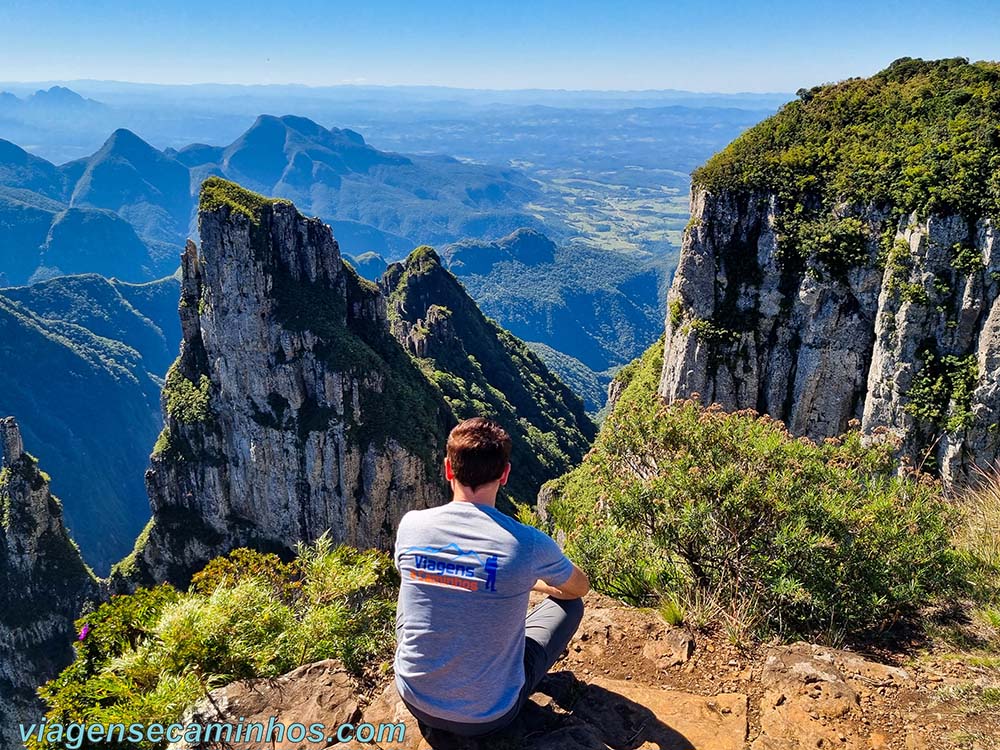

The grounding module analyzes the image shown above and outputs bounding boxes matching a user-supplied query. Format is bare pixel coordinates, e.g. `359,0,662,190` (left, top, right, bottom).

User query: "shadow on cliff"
416,672,695,750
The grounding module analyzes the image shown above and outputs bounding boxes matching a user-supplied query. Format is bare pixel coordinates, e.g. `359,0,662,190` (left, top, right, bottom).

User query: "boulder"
641,627,696,668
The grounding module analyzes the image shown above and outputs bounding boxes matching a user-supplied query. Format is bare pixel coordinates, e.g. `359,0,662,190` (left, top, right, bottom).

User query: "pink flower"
78,624,90,641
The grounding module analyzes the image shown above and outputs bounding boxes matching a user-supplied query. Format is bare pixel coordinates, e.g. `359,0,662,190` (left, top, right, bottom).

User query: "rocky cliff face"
661,188,1000,478
0,417,99,750
659,59,1000,479
114,178,453,589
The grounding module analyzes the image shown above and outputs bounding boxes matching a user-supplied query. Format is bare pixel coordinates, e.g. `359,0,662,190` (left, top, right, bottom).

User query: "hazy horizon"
0,78,793,96
2,0,998,92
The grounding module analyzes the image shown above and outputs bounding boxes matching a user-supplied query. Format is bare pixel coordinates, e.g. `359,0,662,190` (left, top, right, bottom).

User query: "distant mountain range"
0,114,561,287
178,114,551,253
0,81,783,164
0,83,777,261
0,85,106,116
0,80,790,108
0,108,677,570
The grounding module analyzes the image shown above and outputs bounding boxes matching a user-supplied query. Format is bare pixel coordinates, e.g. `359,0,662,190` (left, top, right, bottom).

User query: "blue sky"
1,0,998,92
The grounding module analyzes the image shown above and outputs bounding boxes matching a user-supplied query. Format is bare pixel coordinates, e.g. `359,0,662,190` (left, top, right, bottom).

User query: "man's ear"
444,457,455,481
499,462,511,486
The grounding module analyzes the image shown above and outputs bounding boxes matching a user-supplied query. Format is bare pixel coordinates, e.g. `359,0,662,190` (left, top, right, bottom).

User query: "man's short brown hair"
446,418,512,490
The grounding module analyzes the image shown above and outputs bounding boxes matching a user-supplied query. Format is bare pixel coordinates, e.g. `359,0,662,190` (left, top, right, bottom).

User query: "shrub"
546,343,964,640
34,537,398,749
190,547,301,600
162,364,212,424
798,215,870,279
904,350,979,432
952,241,985,276
668,298,684,328
689,317,740,343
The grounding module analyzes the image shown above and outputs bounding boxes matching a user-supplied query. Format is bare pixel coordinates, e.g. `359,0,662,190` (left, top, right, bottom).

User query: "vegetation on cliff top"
689,57,1000,293
544,339,978,641
695,57,1000,222
34,538,397,748
198,176,291,223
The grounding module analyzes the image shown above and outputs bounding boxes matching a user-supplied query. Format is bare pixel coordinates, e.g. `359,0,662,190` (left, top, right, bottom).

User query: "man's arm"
533,564,590,600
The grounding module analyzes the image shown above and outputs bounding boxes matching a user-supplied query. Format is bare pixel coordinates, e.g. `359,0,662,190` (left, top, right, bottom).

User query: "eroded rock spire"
1,416,24,464
0,418,99,750
113,179,452,590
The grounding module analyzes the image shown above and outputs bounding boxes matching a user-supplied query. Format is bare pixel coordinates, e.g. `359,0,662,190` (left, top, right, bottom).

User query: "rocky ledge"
172,593,997,750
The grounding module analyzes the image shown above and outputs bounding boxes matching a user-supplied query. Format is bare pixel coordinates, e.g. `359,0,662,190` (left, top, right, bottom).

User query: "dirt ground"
549,592,1000,750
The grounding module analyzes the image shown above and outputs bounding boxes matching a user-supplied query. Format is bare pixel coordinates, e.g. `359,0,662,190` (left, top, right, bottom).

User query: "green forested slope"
442,229,666,411
0,274,180,572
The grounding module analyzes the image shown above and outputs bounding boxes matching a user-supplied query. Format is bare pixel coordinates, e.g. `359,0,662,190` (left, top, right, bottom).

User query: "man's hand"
533,565,590,600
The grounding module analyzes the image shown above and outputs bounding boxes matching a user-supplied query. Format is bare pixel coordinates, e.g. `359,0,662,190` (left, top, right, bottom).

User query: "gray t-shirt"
393,501,575,723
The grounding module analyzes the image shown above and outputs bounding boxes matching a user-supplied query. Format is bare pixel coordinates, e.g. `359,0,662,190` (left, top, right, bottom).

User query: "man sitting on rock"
394,417,590,740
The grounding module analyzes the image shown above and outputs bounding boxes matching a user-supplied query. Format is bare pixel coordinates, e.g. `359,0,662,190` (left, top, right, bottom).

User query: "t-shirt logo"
401,543,500,593
484,555,498,592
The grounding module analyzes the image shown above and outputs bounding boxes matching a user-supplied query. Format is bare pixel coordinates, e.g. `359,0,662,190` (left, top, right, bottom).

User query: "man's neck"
450,482,499,507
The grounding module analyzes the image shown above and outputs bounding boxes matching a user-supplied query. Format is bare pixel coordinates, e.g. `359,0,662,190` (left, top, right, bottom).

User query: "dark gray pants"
403,596,585,739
